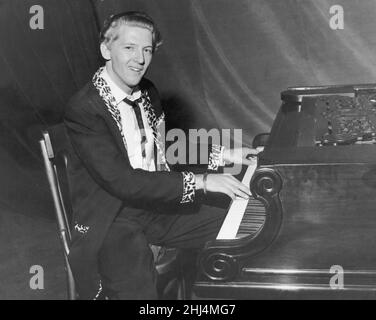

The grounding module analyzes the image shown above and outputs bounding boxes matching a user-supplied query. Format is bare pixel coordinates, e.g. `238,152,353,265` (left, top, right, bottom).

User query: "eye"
124,46,134,51
144,48,153,54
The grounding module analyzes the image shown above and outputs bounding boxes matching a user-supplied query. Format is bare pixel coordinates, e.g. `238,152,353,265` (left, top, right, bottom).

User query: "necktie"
123,97,147,158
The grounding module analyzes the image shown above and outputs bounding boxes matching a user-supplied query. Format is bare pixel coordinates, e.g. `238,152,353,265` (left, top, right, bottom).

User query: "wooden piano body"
194,84,376,299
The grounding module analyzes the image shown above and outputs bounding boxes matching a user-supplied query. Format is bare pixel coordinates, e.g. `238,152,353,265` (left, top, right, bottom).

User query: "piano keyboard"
236,197,266,238
216,159,266,240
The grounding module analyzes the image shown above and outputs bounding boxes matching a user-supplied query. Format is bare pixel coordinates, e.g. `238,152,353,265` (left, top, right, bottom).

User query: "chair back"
39,128,76,300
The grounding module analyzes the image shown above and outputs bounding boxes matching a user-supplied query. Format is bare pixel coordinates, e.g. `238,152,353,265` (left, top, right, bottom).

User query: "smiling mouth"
129,67,143,72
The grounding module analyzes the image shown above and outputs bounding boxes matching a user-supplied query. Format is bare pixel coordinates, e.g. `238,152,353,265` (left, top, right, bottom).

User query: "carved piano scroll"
199,168,283,282
200,253,239,282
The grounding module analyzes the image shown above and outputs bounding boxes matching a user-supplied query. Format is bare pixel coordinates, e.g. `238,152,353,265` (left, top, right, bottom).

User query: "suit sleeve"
64,101,195,206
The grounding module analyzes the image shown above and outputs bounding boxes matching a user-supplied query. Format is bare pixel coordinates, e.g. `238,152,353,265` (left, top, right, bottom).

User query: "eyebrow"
122,42,153,48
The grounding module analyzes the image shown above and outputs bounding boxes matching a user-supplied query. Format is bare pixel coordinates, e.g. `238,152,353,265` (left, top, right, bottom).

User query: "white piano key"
216,160,258,240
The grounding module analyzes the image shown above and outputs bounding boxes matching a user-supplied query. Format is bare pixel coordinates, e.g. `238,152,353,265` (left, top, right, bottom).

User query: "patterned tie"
123,97,147,158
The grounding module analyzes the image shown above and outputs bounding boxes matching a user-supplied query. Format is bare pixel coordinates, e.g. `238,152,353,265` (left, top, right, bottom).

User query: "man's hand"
196,173,250,200
223,147,261,166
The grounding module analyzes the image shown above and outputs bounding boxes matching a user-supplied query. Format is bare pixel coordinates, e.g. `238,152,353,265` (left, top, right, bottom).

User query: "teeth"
130,67,142,72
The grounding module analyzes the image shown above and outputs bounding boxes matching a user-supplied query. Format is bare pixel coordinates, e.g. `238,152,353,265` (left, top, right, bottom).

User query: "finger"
241,158,254,166
222,186,236,200
225,174,241,182
222,174,241,186
225,178,251,197
222,173,233,177
234,187,249,200
226,176,250,191
245,154,258,160
237,182,251,196
243,147,260,155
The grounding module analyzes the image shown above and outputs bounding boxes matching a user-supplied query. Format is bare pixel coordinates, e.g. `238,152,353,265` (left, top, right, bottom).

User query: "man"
64,11,259,299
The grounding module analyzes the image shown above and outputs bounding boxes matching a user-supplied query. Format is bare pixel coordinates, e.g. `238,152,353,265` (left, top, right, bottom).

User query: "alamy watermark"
29,5,44,30
160,125,245,175
329,5,344,30
29,265,44,290
329,265,344,289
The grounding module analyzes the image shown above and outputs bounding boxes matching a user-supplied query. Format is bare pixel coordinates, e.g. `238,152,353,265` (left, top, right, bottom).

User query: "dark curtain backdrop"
0,0,100,219
2,0,376,219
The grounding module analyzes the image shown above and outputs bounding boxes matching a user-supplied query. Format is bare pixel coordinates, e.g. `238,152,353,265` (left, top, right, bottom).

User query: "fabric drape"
2,0,376,218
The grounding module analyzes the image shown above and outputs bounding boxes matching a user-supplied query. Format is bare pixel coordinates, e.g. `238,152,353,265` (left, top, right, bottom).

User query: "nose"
133,48,145,65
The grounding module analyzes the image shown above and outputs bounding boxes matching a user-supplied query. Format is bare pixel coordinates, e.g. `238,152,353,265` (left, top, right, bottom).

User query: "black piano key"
236,197,266,239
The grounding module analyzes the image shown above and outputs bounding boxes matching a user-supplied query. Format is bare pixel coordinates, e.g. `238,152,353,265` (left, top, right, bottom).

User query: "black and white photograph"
1,0,376,304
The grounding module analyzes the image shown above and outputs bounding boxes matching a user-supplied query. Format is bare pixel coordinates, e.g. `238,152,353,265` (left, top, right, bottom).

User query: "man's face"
101,24,153,94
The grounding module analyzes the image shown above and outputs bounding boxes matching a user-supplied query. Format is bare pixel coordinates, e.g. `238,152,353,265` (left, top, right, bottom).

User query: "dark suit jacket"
64,78,189,299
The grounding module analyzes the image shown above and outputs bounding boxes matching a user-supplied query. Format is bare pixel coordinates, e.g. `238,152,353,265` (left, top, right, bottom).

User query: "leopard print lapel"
92,67,169,171
92,67,128,151
140,91,170,171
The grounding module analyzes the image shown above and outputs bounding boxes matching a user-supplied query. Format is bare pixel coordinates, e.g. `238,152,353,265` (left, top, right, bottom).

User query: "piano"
194,84,376,299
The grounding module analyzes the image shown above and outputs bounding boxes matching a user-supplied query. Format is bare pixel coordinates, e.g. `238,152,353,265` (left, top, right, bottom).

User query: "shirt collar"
101,67,141,105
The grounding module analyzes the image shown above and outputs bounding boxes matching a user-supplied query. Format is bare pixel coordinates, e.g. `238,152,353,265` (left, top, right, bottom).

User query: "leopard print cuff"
208,144,225,171
181,171,195,203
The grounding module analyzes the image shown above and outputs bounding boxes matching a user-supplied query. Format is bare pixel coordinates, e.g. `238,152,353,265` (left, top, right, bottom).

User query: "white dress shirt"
101,68,155,171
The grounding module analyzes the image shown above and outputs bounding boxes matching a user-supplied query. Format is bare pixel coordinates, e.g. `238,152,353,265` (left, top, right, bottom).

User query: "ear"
100,42,111,60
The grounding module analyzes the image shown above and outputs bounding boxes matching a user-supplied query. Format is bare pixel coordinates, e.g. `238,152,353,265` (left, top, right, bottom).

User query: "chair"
40,128,189,300
39,130,76,300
